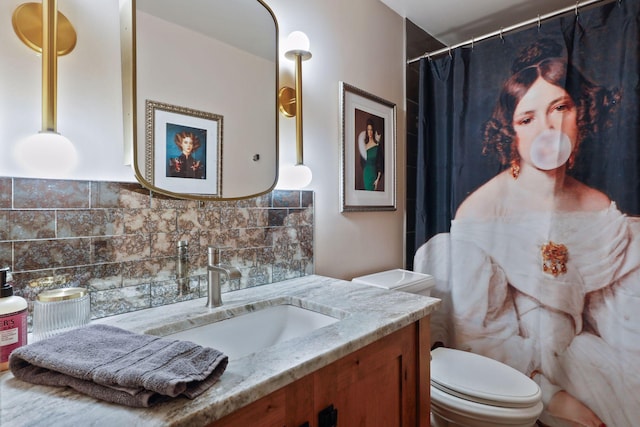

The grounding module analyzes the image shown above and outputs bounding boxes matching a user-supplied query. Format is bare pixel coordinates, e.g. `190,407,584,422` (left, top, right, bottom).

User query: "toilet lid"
430,347,541,408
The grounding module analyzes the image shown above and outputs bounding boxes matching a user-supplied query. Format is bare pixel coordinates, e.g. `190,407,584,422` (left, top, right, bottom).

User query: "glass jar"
33,288,90,341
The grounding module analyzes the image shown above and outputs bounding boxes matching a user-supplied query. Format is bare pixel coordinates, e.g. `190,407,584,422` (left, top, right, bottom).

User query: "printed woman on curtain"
416,39,640,427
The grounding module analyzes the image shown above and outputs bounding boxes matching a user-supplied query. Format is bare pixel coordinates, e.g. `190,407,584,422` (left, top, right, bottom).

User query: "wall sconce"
12,0,78,177
277,31,313,189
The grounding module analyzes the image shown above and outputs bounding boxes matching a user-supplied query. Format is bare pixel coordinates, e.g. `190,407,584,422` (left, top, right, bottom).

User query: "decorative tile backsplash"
0,177,313,327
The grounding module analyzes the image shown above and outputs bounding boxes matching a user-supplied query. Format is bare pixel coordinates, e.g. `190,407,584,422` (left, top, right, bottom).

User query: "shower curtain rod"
407,0,616,64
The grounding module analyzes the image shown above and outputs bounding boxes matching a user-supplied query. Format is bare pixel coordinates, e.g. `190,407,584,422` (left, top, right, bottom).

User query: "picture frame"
145,100,223,196
339,82,396,212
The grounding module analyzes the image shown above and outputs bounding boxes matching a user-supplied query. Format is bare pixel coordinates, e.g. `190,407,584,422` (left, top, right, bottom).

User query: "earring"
567,153,576,170
510,159,520,179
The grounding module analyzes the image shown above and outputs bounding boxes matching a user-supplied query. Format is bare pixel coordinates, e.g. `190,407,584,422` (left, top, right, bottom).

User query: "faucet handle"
207,246,233,265
207,246,218,265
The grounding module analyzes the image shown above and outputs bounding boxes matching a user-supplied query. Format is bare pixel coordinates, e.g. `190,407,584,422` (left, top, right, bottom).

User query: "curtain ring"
471,37,474,50
448,46,452,58
537,14,541,30
575,1,579,16
500,28,504,42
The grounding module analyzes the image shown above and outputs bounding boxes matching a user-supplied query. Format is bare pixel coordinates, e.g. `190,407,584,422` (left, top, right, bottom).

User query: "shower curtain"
413,1,640,426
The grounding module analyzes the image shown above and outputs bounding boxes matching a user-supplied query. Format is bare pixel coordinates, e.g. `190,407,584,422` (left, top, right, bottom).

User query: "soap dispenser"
0,268,28,371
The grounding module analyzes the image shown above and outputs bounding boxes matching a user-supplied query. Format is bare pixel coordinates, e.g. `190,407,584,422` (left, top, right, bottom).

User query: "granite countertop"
0,275,440,427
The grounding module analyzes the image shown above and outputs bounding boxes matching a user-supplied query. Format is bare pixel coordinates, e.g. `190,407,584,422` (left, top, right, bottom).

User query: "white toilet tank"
352,269,435,296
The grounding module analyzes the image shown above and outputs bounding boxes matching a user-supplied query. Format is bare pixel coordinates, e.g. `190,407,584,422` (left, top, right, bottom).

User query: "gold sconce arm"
42,0,57,132
13,1,77,133
278,32,312,167
276,31,313,189
11,0,79,177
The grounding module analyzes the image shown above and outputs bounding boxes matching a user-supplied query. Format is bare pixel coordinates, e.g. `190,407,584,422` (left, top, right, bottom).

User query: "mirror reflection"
122,0,279,200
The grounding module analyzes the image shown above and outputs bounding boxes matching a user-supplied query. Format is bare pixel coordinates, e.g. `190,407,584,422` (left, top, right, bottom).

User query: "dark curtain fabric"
414,0,640,250
412,1,640,425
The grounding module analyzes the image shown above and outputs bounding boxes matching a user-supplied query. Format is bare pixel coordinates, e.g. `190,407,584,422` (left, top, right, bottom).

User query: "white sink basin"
161,304,340,359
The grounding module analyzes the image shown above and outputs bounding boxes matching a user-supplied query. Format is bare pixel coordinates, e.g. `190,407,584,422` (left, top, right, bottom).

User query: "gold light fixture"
278,31,313,189
12,0,78,177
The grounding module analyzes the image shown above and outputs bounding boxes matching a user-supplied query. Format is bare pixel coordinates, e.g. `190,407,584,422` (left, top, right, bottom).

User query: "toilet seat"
430,348,543,426
431,347,541,407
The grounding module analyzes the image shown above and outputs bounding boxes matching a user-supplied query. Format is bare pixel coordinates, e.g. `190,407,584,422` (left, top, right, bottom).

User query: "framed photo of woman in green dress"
340,82,396,212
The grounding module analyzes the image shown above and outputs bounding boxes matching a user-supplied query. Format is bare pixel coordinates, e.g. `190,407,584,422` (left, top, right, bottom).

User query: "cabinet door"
210,320,430,427
210,387,286,427
314,323,418,427
210,375,314,427
285,375,315,426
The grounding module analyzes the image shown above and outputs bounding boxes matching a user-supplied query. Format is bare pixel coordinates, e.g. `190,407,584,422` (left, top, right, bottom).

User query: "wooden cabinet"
211,316,431,427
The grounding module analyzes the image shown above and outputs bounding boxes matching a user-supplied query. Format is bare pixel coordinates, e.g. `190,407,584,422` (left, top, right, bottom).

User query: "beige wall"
269,0,406,279
0,0,406,281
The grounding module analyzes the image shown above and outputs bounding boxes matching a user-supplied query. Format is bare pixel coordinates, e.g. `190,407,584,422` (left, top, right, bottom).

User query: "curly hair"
482,39,620,166
174,131,201,152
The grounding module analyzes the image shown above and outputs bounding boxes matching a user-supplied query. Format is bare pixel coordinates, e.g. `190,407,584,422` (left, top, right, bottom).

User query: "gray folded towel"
9,324,228,407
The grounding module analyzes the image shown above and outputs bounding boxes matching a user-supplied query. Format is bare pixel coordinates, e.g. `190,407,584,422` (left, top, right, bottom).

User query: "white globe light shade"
285,31,310,53
277,164,313,189
13,132,78,178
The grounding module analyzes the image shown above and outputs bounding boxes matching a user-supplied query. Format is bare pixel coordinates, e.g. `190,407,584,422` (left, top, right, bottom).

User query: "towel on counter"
9,324,228,408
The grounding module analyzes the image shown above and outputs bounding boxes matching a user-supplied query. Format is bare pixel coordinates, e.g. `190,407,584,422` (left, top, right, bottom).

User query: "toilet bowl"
430,347,543,427
352,269,543,427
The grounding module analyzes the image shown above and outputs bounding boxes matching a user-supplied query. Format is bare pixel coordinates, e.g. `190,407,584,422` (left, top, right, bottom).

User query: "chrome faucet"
206,246,241,308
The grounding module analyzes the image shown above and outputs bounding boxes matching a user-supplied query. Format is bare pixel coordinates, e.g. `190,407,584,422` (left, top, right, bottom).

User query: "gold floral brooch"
541,241,569,277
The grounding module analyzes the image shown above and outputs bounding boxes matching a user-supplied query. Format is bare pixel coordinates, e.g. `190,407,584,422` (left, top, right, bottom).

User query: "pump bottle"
0,268,28,371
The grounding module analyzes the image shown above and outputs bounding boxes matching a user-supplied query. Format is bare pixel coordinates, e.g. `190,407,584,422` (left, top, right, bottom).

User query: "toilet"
352,269,543,427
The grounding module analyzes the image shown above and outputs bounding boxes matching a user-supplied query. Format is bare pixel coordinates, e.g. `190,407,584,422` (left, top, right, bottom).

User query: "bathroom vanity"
0,275,439,427
212,319,427,427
